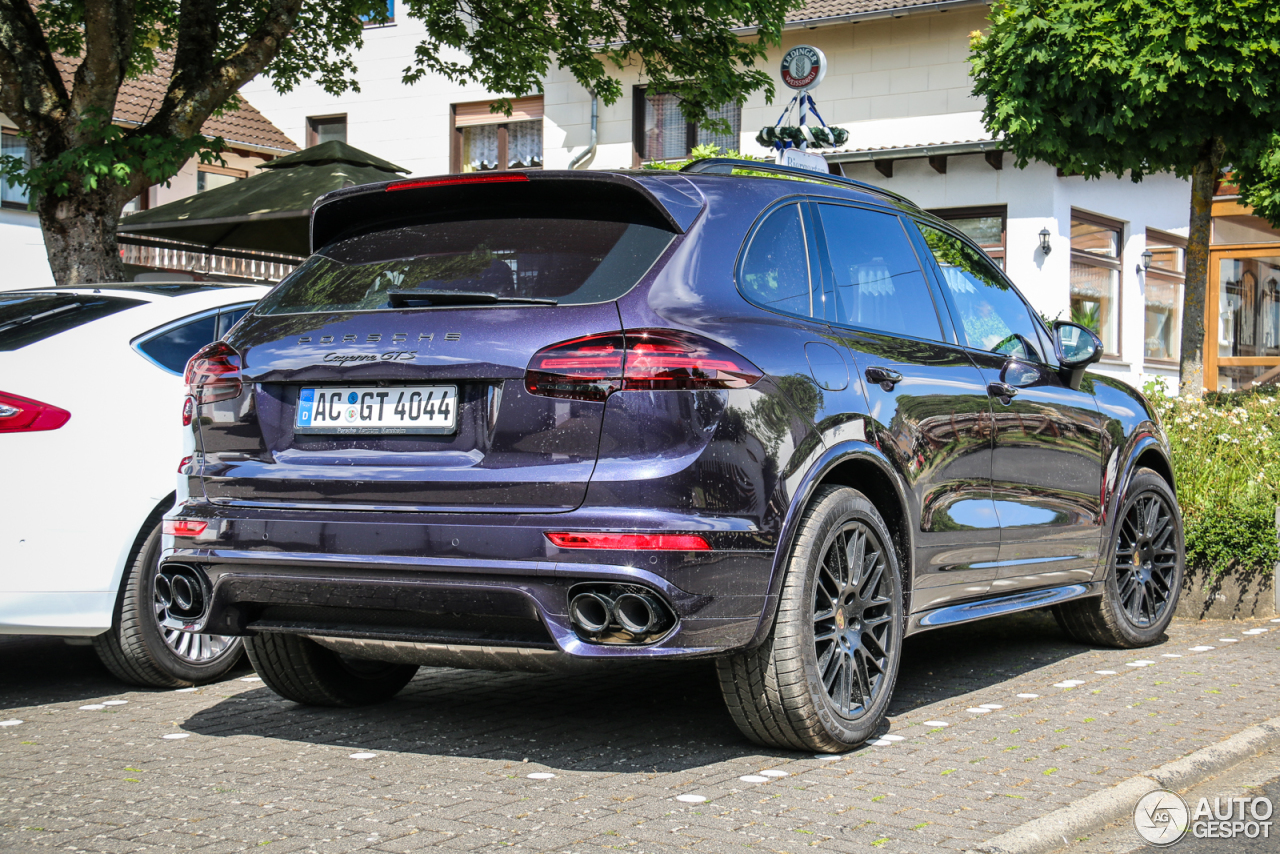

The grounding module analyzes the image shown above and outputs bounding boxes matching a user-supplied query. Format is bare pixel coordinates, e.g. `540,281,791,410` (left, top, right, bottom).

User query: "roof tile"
53,52,298,154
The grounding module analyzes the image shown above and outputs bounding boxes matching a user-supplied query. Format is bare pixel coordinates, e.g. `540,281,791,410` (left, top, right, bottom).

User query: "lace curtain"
462,122,542,172
508,121,542,169
462,125,500,172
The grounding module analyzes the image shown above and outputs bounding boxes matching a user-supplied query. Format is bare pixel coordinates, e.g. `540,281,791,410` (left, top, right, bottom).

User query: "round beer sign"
780,45,827,90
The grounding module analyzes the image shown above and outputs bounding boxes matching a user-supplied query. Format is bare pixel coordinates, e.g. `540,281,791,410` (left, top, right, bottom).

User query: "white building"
239,0,1194,391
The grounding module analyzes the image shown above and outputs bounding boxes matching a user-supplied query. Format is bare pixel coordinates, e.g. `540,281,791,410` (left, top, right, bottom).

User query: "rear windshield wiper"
0,302,82,334
386,289,558,308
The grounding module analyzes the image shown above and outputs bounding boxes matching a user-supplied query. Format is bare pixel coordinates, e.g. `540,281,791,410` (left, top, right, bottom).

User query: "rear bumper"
161,504,776,659
0,592,115,636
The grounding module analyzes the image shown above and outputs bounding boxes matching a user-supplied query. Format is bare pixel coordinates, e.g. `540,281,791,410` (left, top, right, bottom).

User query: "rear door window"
136,314,218,373
0,293,143,351
255,218,676,315
738,203,815,317
816,204,942,340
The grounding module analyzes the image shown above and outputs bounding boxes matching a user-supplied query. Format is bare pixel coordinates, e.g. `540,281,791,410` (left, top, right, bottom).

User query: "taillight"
525,329,761,401
184,342,242,404
546,532,711,551
177,455,193,473
182,396,195,426
624,330,762,391
0,391,71,433
163,519,207,537
525,333,625,402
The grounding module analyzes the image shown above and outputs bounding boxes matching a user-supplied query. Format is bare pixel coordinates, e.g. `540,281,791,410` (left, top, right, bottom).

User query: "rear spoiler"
309,170,705,254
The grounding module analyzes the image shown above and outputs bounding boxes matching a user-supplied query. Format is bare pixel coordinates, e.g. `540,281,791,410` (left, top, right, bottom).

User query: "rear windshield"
0,293,143,351
255,218,675,315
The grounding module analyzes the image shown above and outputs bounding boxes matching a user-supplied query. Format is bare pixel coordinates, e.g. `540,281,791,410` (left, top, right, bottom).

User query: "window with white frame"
632,87,741,162
451,97,543,173
928,206,1007,269
1070,211,1123,356
1143,230,1186,363
1,129,31,209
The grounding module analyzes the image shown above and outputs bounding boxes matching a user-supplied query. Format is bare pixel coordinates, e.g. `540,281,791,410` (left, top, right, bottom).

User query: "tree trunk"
1178,135,1226,397
37,185,129,286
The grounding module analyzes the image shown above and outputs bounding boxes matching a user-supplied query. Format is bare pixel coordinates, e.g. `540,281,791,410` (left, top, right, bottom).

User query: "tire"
717,485,904,753
93,521,244,688
244,633,419,707
1053,468,1184,648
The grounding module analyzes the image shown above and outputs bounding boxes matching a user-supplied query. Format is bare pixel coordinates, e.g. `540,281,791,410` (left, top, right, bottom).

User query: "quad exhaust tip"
156,564,208,622
567,583,674,644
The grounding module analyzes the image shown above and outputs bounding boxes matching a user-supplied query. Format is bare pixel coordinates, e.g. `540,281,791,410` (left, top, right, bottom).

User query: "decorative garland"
756,125,849,149
758,90,848,151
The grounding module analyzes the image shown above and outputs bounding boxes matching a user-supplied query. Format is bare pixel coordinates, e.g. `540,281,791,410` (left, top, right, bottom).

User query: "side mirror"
1053,322,1103,390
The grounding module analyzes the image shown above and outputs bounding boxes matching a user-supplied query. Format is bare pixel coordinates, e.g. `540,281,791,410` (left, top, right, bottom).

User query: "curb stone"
967,715,1280,854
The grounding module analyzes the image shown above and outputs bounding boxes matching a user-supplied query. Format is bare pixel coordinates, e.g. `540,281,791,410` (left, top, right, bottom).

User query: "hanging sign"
780,45,827,91
776,147,830,174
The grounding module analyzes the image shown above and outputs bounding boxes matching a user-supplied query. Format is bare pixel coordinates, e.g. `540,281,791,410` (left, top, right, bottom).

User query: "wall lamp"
1138,249,1154,275
1038,228,1052,256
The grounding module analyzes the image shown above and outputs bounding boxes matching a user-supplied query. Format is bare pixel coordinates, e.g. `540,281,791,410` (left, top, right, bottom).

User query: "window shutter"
454,96,544,127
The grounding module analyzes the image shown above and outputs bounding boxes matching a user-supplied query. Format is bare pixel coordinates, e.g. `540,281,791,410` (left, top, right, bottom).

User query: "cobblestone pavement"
2,612,1278,854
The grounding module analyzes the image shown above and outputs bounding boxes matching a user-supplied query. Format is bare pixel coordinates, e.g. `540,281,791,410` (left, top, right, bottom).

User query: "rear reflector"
546,532,711,551
163,519,207,537
177,455,193,474
184,341,242,404
386,173,530,192
526,329,762,402
0,391,71,433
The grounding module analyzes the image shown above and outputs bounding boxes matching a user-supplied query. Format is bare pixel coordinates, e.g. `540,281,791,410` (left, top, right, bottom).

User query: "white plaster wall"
0,210,55,291
240,20,520,177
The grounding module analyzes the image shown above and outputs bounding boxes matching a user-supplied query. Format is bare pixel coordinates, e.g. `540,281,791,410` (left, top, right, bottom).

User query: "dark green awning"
118,141,408,257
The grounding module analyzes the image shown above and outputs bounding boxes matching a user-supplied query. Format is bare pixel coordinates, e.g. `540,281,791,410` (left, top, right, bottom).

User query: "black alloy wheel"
1054,468,1185,648
717,485,904,752
1113,490,1179,628
812,521,896,719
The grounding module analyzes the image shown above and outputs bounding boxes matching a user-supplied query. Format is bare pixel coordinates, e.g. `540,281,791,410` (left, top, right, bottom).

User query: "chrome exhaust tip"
157,564,208,622
566,583,676,644
568,592,615,635
614,592,665,634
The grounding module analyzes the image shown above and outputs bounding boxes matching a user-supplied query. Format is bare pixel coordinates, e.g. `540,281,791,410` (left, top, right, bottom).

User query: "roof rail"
680,157,915,206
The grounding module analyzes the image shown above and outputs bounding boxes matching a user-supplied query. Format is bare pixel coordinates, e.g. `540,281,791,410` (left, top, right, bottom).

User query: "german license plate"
295,386,457,435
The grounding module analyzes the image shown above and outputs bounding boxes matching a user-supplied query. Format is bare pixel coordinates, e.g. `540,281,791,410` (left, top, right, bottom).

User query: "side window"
217,308,249,339
917,223,1046,362
817,204,941,340
739,204,814,318
136,314,218,374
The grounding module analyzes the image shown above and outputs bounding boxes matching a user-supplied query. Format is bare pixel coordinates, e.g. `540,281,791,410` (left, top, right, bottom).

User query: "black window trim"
906,215,1059,368
733,197,821,322
131,302,257,375
806,197,952,348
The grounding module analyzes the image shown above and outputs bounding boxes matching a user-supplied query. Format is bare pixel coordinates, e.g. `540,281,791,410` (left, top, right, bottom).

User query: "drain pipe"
568,90,598,169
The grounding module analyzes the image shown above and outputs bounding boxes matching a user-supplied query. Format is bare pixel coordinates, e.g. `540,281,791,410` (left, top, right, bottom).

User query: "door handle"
988,381,1019,404
865,366,903,390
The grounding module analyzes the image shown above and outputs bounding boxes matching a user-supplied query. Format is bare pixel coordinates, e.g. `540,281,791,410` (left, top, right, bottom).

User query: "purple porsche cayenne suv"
166,159,1183,751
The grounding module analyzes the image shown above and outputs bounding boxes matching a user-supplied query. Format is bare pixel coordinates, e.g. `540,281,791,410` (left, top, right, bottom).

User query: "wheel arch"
746,441,914,648
106,492,179,625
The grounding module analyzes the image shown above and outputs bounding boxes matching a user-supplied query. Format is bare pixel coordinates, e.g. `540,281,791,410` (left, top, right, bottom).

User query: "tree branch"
67,0,137,134
140,0,303,141
0,0,69,135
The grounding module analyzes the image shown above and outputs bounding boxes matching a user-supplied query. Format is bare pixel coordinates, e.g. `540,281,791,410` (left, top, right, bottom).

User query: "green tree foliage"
969,0,1280,396
0,0,799,285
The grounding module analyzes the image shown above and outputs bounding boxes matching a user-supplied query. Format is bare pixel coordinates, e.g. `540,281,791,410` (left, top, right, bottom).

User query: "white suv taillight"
525,329,762,402
184,342,243,404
